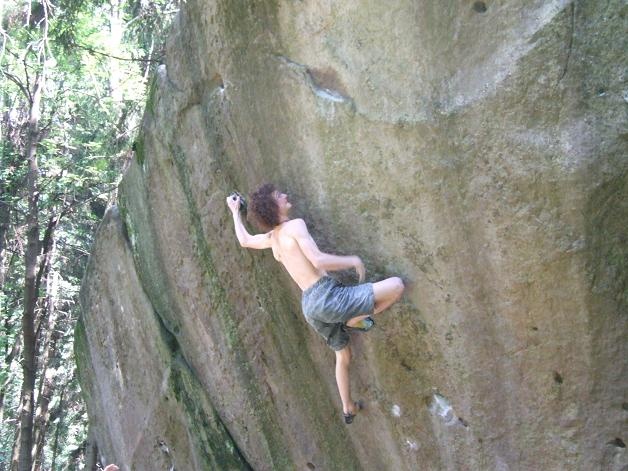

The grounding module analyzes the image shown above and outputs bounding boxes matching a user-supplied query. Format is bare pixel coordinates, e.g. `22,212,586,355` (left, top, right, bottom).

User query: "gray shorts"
301,276,375,351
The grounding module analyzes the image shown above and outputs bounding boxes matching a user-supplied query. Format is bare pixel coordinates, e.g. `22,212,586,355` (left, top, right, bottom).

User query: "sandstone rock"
77,1,627,469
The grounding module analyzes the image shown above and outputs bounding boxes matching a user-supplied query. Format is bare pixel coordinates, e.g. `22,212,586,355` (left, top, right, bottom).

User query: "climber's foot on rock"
343,400,364,424
344,316,375,332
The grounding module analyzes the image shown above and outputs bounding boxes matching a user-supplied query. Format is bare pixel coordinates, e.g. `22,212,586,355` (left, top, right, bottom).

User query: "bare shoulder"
284,218,308,235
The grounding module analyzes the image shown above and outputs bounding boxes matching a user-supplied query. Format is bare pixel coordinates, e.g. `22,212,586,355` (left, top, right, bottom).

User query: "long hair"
248,183,280,231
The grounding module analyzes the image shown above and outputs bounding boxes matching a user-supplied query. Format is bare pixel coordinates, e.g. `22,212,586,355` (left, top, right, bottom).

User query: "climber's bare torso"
269,220,327,291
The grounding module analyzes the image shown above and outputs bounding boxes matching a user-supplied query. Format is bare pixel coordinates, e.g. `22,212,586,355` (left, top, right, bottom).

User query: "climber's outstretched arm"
227,196,272,250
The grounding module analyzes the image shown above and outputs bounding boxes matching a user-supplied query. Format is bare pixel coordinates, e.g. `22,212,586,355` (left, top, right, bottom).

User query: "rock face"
77,1,627,469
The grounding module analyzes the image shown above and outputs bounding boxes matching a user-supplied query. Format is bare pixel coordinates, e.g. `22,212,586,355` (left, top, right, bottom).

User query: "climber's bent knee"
373,277,405,302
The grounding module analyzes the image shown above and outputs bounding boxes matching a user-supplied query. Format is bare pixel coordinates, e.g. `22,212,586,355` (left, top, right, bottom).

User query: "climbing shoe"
344,316,375,332
343,400,364,425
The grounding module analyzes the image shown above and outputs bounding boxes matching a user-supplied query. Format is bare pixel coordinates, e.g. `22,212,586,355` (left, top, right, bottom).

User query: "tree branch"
73,42,159,63
0,70,31,102
58,184,118,216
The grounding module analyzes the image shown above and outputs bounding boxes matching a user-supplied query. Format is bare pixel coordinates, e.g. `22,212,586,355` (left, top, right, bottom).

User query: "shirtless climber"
226,183,404,424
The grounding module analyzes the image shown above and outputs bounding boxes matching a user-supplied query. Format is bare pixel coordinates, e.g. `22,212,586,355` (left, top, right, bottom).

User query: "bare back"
269,220,325,291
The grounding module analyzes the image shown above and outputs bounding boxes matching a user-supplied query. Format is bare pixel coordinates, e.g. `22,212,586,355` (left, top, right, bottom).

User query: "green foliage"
0,0,178,467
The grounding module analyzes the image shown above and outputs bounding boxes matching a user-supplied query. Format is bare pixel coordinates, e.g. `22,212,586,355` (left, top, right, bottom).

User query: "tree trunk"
143,37,155,81
15,67,43,471
0,196,9,290
0,380,6,426
11,420,22,468
108,0,125,105
32,254,61,471
0,92,11,291
49,388,65,470
1,324,23,426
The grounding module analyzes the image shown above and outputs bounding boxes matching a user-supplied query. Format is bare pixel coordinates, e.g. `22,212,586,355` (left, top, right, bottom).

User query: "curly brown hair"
248,183,280,231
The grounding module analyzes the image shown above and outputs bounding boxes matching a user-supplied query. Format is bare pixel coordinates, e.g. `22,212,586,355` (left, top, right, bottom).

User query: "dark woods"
0,0,177,468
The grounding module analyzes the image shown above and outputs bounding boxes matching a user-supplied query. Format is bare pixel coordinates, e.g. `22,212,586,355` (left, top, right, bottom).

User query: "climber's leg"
335,345,356,415
345,276,404,328
372,276,404,314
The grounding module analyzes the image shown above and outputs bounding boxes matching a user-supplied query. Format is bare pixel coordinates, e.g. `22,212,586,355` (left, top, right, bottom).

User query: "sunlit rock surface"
77,1,627,469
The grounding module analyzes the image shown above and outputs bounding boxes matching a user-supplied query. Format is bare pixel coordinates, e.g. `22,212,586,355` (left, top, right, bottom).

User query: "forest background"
1,0,177,468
